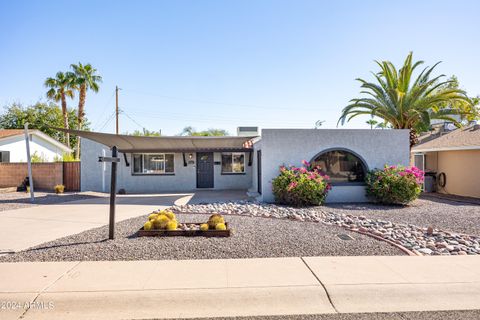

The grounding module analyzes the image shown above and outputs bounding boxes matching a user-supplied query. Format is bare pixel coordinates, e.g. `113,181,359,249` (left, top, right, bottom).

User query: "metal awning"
55,128,256,153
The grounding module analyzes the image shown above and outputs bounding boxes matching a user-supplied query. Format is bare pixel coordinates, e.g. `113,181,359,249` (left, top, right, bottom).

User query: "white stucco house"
0,129,72,163
72,127,410,203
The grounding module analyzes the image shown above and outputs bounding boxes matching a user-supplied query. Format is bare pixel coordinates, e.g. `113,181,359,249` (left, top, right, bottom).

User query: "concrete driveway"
0,190,249,253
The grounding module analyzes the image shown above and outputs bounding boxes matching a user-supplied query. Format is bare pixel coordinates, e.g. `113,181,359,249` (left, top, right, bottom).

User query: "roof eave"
120,148,253,153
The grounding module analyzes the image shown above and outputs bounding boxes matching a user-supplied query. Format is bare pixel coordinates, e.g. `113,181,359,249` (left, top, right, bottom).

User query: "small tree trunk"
61,92,70,149
76,85,87,160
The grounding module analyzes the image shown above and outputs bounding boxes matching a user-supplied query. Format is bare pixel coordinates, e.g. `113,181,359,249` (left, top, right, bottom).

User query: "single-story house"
412,122,480,198
72,127,410,203
0,129,72,163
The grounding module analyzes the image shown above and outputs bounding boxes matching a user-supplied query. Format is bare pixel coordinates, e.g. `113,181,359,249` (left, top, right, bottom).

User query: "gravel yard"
329,195,480,236
173,195,480,256
0,191,103,212
1,193,478,261
0,213,403,262
182,310,480,320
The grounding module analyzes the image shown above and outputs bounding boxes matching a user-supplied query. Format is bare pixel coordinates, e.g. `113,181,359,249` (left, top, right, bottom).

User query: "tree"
366,119,378,129
376,122,390,129
178,126,229,136
70,63,102,159
433,75,480,124
0,102,89,150
128,129,161,136
338,52,473,147
44,71,76,148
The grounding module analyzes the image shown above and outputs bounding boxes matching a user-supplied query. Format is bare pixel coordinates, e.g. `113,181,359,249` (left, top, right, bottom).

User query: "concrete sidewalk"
0,256,479,319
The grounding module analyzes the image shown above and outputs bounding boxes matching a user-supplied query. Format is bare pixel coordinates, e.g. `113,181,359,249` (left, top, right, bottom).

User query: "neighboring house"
0,129,72,163
412,123,480,198
76,127,409,203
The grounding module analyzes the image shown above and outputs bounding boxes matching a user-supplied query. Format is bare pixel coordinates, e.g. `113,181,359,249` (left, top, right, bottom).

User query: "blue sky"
1,0,479,135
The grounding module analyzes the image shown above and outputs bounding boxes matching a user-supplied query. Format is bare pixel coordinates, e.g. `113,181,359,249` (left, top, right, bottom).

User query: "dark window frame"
310,148,368,185
131,153,175,175
221,152,246,174
0,151,10,163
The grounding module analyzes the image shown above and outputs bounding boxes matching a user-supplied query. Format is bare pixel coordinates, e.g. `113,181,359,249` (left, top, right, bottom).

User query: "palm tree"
366,119,378,129
376,122,389,129
44,71,75,148
70,63,102,159
338,52,472,147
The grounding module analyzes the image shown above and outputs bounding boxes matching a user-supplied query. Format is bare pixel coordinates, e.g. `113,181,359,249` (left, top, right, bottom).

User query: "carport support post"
24,123,34,203
109,146,118,240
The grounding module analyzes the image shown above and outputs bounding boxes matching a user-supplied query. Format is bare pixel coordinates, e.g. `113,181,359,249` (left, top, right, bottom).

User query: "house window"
0,151,10,163
311,149,366,184
132,154,174,174
221,152,245,173
413,154,425,172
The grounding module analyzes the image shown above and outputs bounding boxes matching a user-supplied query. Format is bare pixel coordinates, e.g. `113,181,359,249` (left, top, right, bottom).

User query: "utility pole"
115,86,119,134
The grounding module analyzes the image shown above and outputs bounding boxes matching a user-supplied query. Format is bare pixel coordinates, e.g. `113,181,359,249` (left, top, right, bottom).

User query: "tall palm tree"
70,63,102,159
338,52,472,147
44,71,76,148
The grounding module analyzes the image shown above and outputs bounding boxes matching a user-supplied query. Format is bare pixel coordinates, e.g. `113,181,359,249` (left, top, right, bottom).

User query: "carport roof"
55,128,256,153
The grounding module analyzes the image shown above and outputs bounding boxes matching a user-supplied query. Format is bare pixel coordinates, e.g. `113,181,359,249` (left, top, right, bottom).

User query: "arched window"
311,149,367,184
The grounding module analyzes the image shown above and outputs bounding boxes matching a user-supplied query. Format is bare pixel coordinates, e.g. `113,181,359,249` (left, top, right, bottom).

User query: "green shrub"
365,165,424,205
272,160,331,207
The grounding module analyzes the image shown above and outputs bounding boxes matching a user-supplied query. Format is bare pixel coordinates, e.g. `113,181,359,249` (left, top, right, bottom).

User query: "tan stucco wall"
436,150,480,198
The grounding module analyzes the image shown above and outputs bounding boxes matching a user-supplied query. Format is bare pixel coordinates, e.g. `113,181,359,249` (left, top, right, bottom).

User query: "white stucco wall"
258,129,410,203
0,134,67,162
81,138,252,193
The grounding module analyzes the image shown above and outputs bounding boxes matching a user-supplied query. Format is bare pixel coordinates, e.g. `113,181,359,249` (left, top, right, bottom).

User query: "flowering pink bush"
272,161,331,206
366,165,424,205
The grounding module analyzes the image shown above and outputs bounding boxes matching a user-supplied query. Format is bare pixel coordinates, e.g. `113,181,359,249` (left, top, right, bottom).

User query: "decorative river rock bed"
172,201,480,256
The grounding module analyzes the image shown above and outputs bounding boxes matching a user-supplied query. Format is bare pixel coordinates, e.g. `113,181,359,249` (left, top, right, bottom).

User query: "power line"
124,88,324,112
122,111,146,130
124,111,312,126
97,112,117,132
93,91,116,130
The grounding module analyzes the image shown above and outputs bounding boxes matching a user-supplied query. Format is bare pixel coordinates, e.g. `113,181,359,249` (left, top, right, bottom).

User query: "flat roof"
55,128,256,153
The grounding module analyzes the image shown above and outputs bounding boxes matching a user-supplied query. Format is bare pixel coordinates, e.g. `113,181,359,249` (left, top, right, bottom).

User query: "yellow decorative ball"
208,214,225,229
215,223,227,231
143,221,153,231
200,223,209,231
166,220,178,230
148,213,158,221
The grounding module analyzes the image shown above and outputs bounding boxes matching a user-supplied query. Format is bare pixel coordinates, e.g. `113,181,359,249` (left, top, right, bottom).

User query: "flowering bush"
272,160,331,206
365,165,424,205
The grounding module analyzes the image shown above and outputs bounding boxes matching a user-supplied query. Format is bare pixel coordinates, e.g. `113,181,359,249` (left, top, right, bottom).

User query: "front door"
196,152,214,188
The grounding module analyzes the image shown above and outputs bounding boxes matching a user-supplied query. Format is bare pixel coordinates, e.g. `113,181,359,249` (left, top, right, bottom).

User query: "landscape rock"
173,200,480,256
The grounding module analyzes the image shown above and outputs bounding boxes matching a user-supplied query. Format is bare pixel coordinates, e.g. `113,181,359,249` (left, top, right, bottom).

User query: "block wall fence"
0,163,63,190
